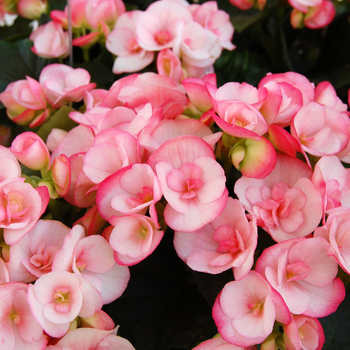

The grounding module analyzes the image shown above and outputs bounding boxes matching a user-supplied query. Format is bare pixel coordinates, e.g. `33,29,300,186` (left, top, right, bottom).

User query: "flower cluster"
27,0,234,79
0,0,349,347
0,58,350,348
228,0,336,29
0,64,95,127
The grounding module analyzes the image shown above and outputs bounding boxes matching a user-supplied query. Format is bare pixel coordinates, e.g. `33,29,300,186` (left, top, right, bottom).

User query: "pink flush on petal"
155,30,172,45
167,163,203,200
127,186,153,207
247,183,307,233
213,225,245,254
285,261,311,283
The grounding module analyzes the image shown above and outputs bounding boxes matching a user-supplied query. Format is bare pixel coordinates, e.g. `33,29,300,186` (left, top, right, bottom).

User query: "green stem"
82,48,90,62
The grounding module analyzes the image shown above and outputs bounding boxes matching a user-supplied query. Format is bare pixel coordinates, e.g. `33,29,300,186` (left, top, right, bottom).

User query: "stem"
67,0,73,66
82,48,90,62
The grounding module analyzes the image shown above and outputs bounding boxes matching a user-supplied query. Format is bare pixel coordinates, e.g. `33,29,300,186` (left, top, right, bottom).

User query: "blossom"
291,101,350,157
234,153,322,242
136,0,193,52
10,132,50,171
39,64,96,108
97,163,162,223
0,178,49,245
255,237,345,317
46,327,135,350
174,197,257,280
213,271,291,347
0,283,47,350
29,21,69,59
106,11,154,74
314,207,350,275
107,214,164,265
6,219,70,283
27,270,103,337
148,135,228,232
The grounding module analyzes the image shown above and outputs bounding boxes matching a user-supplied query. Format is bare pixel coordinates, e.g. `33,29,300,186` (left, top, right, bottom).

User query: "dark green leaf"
0,16,32,42
36,106,77,142
0,39,51,93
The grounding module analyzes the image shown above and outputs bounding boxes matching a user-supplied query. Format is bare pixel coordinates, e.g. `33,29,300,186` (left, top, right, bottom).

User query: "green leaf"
0,39,51,93
74,59,116,90
36,106,77,142
231,10,265,33
0,16,32,42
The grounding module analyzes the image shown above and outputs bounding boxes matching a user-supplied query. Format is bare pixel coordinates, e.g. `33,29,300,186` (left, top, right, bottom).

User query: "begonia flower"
6,219,70,283
283,315,325,350
16,0,47,19
50,124,94,161
229,136,276,179
182,73,216,113
85,0,125,30
288,0,322,14
51,224,130,304
39,64,96,108
45,327,135,350
234,153,322,242
0,79,50,127
27,270,103,337
157,48,183,82
64,153,97,208
255,237,345,317
71,235,130,304
136,0,193,52
213,270,291,347
292,101,350,157
312,156,350,219
173,21,222,68
258,79,303,127
50,0,89,28
29,21,69,59
82,128,140,184
0,282,47,350
0,145,21,182
10,131,50,171
190,1,235,51
174,197,257,280
147,135,228,231
138,117,222,156
315,207,350,275
303,1,336,29
97,163,162,224
258,72,315,105
106,11,154,74
108,214,164,265
0,178,49,245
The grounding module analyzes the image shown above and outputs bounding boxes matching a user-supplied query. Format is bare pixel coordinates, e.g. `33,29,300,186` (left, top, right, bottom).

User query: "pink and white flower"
0,178,49,245
147,135,228,232
0,282,47,350
255,237,345,317
106,11,154,74
107,214,164,266
174,197,257,280
213,270,291,347
28,270,103,337
29,21,69,59
39,64,96,108
234,153,322,242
